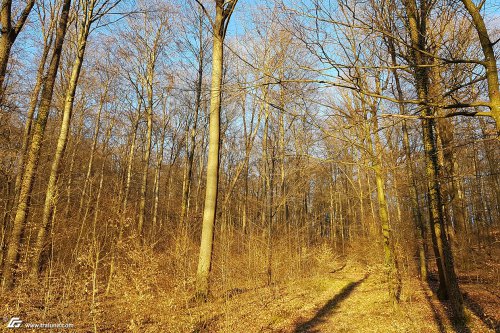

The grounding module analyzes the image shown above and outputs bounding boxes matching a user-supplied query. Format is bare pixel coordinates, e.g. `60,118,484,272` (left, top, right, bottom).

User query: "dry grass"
1,233,498,332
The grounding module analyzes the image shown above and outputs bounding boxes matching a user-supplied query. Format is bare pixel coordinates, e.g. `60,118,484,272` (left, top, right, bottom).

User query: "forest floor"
110,260,499,333
2,245,498,332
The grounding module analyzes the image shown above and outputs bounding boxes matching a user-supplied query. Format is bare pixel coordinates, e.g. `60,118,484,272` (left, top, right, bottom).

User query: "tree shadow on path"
293,274,369,333
427,275,471,333
420,280,446,333
463,293,499,332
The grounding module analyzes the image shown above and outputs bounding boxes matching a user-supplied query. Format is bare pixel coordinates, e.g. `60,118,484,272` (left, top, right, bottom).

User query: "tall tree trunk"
195,0,238,299
152,121,166,239
137,88,153,240
75,91,107,254
106,111,140,294
1,0,72,291
479,118,500,220
181,13,204,227
460,0,500,132
13,32,54,202
77,89,107,219
31,0,96,276
369,94,401,304
404,0,464,321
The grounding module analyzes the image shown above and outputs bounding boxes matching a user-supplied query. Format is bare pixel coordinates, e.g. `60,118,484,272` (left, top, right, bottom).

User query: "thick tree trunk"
1,0,72,291
404,0,465,321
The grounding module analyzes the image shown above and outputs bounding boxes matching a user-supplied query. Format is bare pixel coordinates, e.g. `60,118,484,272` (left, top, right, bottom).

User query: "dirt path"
283,269,495,333
129,264,497,332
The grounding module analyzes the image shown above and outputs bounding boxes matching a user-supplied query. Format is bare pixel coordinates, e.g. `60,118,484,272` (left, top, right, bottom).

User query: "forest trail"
131,262,497,333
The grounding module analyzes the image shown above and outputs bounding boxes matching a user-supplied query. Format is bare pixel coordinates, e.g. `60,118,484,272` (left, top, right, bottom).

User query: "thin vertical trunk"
31,0,96,275
106,114,139,293
181,15,204,226
431,61,468,245
1,0,72,291
357,164,366,236
14,32,54,202
479,118,500,220
64,112,85,219
152,122,166,239
278,80,288,228
370,98,401,304
137,81,154,240
385,37,427,280
77,89,106,218
120,110,140,239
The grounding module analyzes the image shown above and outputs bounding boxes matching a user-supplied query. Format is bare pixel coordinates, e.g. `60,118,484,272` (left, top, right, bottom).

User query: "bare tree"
1,0,72,291
195,0,238,300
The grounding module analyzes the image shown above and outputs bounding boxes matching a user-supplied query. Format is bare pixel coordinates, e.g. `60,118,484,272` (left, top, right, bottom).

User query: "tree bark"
1,0,72,291
460,0,500,132
31,0,96,276
404,0,464,321
137,85,153,240
195,0,238,299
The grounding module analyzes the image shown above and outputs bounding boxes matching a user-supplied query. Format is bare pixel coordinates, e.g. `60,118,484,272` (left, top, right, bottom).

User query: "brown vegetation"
0,0,499,332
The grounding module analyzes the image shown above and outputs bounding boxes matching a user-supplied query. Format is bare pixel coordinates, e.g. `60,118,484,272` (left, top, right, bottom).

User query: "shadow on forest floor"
420,280,446,333
292,274,369,333
463,293,499,332
426,275,472,333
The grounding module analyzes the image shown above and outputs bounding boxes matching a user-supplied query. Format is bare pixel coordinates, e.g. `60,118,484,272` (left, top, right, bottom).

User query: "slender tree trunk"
385,37,428,280
1,0,72,291
181,16,204,226
196,0,238,299
14,33,54,202
479,118,500,219
64,112,85,220
370,100,401,304
77,90,106,219
138,66,155,240
31,1,95,275
74,93,107,256
106,112,139,294
152,122,166,239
